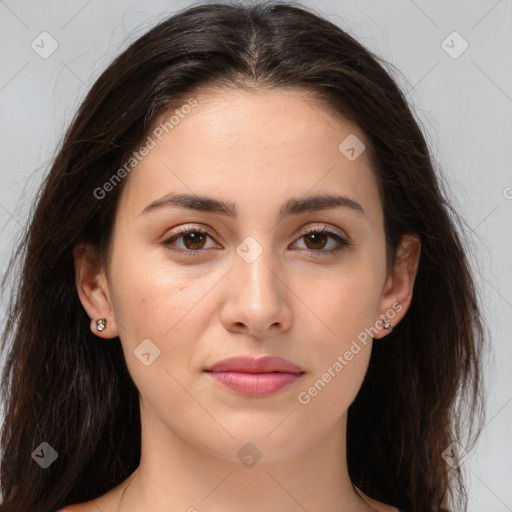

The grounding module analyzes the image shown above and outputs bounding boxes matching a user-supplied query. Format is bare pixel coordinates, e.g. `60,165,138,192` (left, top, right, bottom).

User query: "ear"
73,241,119,339
373,234,421,339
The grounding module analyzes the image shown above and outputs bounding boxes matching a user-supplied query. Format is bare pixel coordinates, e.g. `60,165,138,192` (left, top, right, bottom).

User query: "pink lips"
204,356,305,398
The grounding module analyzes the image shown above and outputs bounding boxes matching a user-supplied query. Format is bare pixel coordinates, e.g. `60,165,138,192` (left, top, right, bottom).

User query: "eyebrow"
139,192,366,219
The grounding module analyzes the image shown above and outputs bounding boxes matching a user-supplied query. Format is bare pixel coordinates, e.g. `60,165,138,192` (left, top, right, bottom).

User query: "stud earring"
383,319,392,331
96,318,107,332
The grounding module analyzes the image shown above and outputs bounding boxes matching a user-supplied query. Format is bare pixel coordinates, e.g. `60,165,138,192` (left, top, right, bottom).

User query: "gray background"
0,0,511,510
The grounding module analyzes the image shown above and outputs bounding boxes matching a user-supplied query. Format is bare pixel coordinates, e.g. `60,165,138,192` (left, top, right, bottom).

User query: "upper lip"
205,356,304,374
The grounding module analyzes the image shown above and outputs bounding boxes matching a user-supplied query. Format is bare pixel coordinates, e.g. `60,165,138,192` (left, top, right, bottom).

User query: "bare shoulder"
367,497,400,512
370,499,400,512
58,490,122,512
58,503,102,512
58,474,131,511
365,501,400,512
355,489,400,512
58,506,90,512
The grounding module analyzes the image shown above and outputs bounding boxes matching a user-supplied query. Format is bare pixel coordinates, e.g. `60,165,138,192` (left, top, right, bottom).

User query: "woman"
0,1,485,511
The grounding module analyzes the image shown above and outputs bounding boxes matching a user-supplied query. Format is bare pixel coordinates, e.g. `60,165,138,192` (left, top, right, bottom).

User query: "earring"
96,318,107,332
383,319,392,331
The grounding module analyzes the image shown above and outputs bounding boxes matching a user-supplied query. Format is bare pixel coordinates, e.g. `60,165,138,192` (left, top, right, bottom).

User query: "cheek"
105,247,198,378
306,262,384,345
297,344,371,420
295,258,384,411
108,244,206,338
296,279,376,418
107,258,206,412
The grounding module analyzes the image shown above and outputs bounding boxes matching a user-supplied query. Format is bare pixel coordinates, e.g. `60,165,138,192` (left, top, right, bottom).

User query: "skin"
70,87,420,512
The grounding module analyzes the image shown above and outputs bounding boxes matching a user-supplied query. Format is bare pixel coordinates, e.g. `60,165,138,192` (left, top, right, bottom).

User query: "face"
77,87,416,463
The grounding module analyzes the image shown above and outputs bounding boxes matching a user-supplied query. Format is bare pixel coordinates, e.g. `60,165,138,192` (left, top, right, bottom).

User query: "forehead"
118,87,382,224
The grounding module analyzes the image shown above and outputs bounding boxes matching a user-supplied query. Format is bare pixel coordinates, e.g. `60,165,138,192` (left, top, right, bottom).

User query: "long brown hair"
0,2,485,511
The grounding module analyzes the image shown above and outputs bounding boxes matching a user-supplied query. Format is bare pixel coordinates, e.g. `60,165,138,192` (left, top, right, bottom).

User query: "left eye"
162,226,350,257
293,228,349,253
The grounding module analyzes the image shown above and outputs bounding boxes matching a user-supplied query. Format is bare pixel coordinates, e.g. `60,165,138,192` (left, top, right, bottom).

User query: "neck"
115,401,377,512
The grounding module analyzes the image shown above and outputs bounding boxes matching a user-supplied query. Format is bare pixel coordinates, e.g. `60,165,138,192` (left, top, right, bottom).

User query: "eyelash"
162,225,351,258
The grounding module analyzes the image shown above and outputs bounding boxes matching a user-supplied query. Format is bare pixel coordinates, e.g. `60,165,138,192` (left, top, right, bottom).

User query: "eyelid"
161,224,219,247
161,223,351,256
292,224,351,255
300,223,349,240
162,223,348,242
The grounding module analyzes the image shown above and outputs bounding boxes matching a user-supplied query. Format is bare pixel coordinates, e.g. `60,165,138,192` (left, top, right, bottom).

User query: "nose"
219,245,293,339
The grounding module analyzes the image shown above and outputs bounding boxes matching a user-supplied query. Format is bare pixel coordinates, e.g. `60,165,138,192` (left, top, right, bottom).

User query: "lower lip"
206,371,304,397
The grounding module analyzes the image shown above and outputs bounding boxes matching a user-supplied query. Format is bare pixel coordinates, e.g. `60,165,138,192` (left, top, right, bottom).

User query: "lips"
204,356,305,398
205,355,304,374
